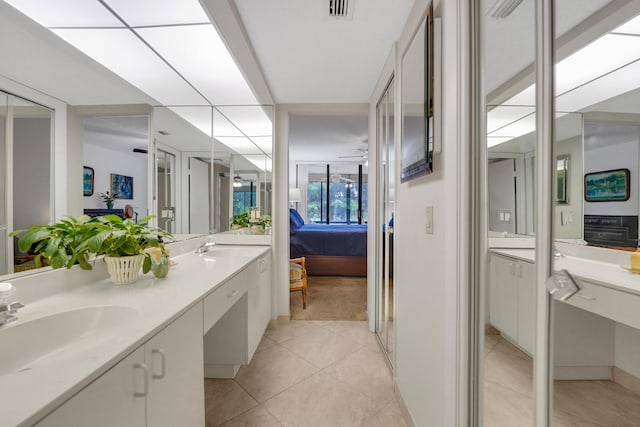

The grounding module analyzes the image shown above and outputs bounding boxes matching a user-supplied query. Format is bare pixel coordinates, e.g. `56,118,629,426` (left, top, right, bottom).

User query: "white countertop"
0,244,269,427
490,248,640,297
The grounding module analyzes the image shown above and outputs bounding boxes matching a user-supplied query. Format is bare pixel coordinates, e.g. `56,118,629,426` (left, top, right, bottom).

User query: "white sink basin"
0,306,138,375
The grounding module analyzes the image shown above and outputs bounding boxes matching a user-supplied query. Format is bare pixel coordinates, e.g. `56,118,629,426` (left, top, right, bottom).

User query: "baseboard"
394,382,416,427
554,365,611,380
204,363,240,379
485,324,500,335
613,366,640,395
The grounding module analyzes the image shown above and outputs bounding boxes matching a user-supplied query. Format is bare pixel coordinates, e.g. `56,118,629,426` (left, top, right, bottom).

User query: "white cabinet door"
490,254,519,341
36,347,146,427
248,253,272,360
146,303,204,427
517,261,535,354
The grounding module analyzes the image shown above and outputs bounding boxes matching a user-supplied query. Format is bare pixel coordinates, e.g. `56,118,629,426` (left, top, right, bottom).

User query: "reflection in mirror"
551,4,640,426
125,104,273,237
556,155,569,204
2,94,53,275
83,115,150,222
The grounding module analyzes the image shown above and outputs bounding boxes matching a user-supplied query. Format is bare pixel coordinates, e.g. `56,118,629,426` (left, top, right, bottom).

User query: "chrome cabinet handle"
133,363,150,397
576,293,596,301
151,349,166,379
228,289,239,298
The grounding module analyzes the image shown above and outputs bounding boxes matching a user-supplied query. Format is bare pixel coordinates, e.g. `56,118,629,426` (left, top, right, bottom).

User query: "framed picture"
584,168,630,202
83,166,94,196
111,173,134,200
400,5,434,183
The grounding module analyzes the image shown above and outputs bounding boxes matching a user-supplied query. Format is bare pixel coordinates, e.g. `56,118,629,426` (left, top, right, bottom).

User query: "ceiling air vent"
487,0,523,19
328,0,354,20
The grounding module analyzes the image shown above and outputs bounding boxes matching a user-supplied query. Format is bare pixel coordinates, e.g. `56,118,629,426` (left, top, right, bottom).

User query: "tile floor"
484,333,640,427
204,320,408,427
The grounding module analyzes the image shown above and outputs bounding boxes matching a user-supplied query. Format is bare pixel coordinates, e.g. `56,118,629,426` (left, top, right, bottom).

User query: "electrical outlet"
425,206,434,234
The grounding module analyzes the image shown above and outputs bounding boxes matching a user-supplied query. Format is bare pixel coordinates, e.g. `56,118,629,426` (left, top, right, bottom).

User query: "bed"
289,209,367,276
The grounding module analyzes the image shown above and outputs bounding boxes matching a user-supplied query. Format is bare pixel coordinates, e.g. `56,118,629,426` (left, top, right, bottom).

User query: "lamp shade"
289,188,302,202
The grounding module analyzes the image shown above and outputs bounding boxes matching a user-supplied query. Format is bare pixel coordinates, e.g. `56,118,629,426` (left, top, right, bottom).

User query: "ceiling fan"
338,147,368,161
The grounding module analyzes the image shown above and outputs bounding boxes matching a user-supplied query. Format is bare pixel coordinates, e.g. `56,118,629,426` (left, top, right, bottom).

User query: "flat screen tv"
400,6,433,183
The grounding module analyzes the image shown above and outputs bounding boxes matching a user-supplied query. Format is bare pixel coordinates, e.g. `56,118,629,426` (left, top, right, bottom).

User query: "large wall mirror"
0,0,273,279
0,92,53,276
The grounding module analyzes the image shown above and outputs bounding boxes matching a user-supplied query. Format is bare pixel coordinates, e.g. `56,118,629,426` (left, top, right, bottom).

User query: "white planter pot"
104,254,145,285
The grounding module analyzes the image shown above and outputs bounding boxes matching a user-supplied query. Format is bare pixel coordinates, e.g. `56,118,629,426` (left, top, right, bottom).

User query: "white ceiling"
289,114,368,162
232,0,414,103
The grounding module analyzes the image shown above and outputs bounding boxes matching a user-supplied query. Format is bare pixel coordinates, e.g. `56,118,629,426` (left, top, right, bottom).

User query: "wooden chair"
290,257,308,309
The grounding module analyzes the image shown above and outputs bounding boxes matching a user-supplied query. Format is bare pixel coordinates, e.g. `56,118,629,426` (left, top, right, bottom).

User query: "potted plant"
12,214,171,285
98,191,118,209
11,215,104,270
230,212,250,230
97,215,171,285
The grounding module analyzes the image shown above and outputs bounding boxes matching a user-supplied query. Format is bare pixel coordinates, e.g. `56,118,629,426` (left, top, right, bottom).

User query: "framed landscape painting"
584,168,630,202
83,166,94,196
111,173,133,200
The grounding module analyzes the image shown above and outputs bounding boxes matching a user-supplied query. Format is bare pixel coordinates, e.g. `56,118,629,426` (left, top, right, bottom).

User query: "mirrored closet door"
376,76,395,366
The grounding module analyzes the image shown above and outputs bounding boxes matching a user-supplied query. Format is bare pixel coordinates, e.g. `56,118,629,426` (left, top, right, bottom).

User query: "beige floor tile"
484,334,501,356
219,406,283,427
305,320,335,328
554,380,640,426
552,408,604,427
264,320,326,343
204,379,258,426
324,345,395,408
360,398,409,427
255,336,278,353
484,339,533,397
483,380,534,427
235,344,319,403
280,327,364,369
263,371,380,427
323,320,378,347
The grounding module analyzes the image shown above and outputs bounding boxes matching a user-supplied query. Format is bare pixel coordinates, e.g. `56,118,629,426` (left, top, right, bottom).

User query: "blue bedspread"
290,223,367,257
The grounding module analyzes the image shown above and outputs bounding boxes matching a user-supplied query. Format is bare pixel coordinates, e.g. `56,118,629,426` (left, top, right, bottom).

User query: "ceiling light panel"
487,113,535,138
556,58,640,112
4,0,123,27
167,106,213,137
612,14,640,35
216,106,273,137
216,136,265,155
249,136,273,155
137,25,257,105
52,28,208,106
486,105,535,133
103,0,209,26
556,34,640,95
501,84,535,106
487,136,516,148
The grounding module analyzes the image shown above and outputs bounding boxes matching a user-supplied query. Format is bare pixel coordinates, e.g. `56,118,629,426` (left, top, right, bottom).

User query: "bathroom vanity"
489,245,640,381
0,239,272,427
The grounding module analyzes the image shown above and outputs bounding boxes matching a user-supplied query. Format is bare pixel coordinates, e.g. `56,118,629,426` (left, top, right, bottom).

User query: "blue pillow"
289,208,305,233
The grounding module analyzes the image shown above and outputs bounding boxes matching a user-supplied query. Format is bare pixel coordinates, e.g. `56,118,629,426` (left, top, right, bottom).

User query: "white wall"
584,137,639,216
83,143,148,216
369,0,469,425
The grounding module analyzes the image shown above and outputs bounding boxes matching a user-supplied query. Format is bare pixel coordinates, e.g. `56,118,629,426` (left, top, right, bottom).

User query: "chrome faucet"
0,282,22,325
195,236,216,253
0,301,24,326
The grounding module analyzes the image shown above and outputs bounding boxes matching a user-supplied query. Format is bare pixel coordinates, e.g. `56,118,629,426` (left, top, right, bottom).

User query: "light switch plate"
425,206,434,235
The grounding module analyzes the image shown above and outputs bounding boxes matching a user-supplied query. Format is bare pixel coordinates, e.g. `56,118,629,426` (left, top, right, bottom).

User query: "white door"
189,157,210,234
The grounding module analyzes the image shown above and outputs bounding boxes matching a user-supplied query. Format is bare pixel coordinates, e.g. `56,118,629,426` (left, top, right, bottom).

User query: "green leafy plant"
11,214,172,274
94,215,171,273
256,214,271,231
11,215,103,270
230,212,250,229
98,191,118,209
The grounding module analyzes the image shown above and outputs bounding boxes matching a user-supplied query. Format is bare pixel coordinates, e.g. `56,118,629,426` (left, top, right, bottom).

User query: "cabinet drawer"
566,280,640,330
203,268,249,333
